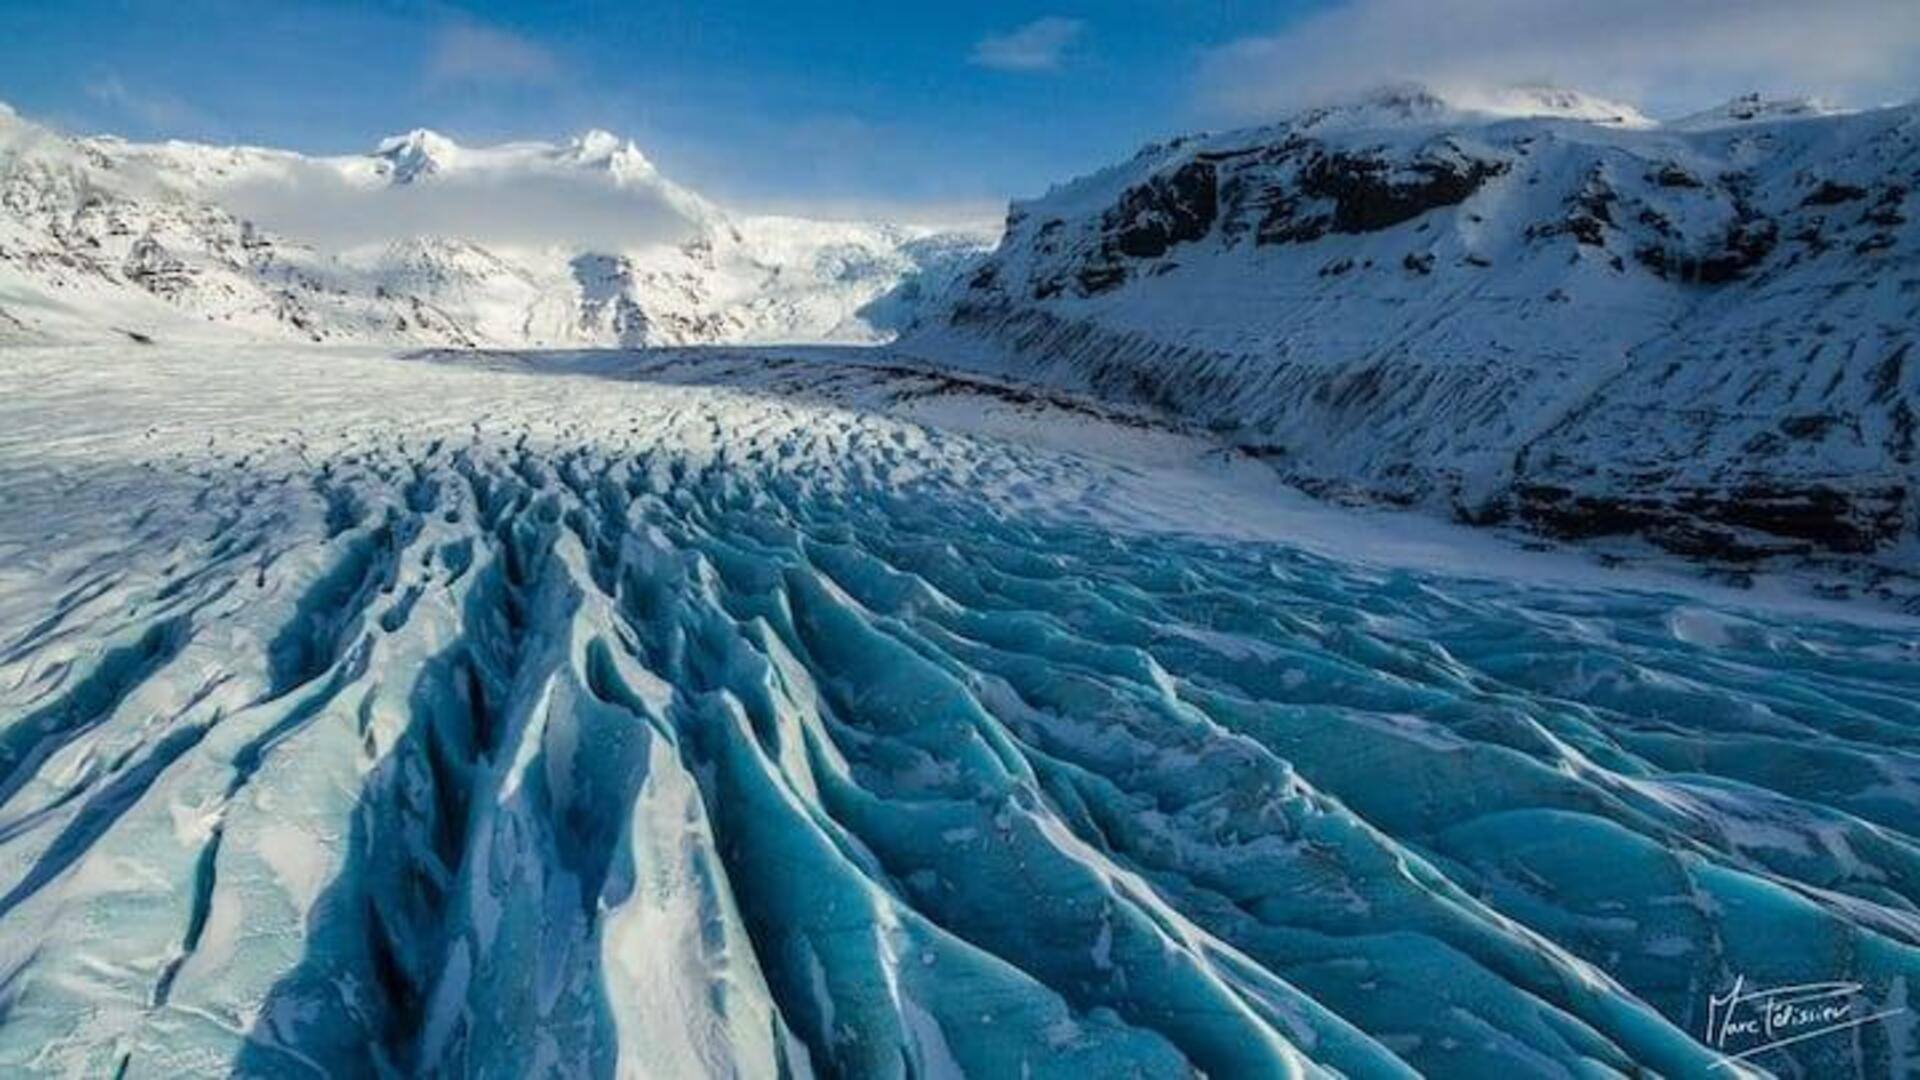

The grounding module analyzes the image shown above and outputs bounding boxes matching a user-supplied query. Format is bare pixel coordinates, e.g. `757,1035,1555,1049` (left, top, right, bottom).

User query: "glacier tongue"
0,345,1917,1077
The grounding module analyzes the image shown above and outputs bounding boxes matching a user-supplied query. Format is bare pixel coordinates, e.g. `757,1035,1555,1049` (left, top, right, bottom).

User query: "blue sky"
0,0,1300,215
2,1,1914,218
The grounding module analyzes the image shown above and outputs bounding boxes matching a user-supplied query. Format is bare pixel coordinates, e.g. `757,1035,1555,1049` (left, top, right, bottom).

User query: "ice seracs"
0,342,1915,1076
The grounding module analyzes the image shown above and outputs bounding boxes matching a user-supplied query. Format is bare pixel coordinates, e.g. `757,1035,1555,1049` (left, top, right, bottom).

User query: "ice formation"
0,345,1914,1076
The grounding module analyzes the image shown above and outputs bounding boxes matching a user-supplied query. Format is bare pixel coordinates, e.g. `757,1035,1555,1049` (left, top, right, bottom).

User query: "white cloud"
970,17,1085,72
1197,0,1920,121
220,163,699,252
733,193,1009,230
83,75,210,133
425,23,560,87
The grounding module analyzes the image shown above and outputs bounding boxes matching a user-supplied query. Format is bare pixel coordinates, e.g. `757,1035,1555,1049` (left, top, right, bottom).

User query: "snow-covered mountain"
0,103,993,347
906,87,1919,570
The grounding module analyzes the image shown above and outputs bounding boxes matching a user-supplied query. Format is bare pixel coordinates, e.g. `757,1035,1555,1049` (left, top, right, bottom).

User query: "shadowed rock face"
1256,144,1510,243
1107,160,1220,258
1512,482,1908,558
1066,139,1509,294
1069,161,1222,296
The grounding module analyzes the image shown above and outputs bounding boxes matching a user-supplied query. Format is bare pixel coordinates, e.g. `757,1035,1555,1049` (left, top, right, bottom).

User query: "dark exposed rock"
1634,215,1778,283
1515,485,1665,540
1652,164,1703,188
1105,133,1505,255
1517,482,1905,556
1695,484,1904,554
1778,413,1840,439
1226,142,1511,247
1075,263,1127,295
1802,180,1868,206
1567,176,1617,245
1566,215,1608,246
1102,161,1218,259
1700,217,1779,282
1304,149,1507,236
1254,198,1332,245
1892,400,1917,464
122,236,197,298
1637,208,1675,237
1646,522,1802,562
1869,343,1908,404
1864,187,1908,226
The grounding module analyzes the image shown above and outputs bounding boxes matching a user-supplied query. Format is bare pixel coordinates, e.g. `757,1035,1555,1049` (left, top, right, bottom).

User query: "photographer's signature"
1704,975,1904,1069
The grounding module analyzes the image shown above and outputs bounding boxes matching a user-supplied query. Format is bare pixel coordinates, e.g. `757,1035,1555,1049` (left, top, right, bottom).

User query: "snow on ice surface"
0,344,1918,1078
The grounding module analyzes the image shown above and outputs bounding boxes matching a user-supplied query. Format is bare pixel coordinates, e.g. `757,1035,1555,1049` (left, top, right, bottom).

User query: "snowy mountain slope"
0,103,993,347
0,343,1917,1077
0,105,462,346
906,88,1920,569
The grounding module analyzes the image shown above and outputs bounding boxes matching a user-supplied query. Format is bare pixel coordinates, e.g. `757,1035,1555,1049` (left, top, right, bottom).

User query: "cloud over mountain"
219,156,699,252
1198,0,1920,120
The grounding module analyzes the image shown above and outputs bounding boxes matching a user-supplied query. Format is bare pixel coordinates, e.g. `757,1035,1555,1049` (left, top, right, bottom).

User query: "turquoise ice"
0,346,1914,1078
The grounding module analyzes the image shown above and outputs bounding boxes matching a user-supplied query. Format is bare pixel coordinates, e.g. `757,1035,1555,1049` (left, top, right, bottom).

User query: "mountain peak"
1292,82,1653,132
373,128,461,182
1456,84,1654,127
1290,83,1453,130
1668,93,1849,131
567,128,659,180
571,128,625,159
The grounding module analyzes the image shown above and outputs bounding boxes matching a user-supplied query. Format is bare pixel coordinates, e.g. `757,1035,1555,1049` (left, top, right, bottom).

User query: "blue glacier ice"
0,347,1915,1078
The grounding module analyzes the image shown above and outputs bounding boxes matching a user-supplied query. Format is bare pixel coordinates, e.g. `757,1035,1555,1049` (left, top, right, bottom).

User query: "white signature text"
1704,975,1904,1069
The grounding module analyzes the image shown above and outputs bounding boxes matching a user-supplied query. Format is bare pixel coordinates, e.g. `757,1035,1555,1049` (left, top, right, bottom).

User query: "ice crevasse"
0,372,1914,1078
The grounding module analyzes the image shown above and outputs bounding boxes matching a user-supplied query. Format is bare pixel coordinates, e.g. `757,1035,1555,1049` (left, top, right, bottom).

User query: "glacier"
0,343,1916,1077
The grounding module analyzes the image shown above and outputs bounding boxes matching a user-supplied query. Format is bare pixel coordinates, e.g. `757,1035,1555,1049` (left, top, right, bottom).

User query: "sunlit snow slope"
0,345,1917,1077
0,103,992,349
